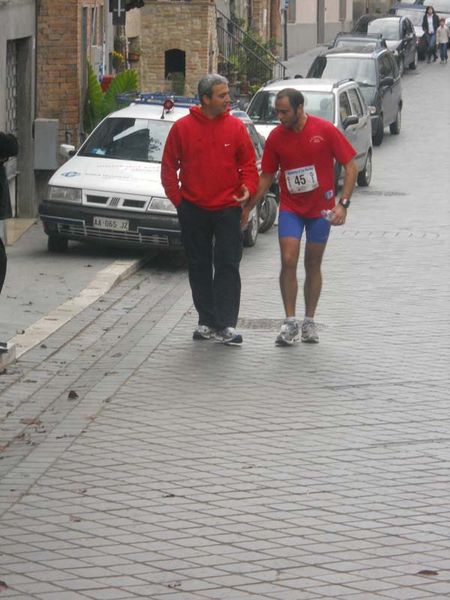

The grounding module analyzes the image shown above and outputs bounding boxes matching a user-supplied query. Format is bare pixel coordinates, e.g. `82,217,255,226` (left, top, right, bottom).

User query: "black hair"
0,132,18,159
276,88,305,111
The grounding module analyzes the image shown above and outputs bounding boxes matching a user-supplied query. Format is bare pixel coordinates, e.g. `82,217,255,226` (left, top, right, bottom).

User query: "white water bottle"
321,209,334,222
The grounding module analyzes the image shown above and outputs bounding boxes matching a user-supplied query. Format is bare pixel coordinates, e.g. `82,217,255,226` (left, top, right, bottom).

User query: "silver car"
246,77,373,188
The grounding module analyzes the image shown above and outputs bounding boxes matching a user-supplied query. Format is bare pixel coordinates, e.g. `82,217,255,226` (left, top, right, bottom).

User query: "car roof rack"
332,78,355,88
116,92,200,107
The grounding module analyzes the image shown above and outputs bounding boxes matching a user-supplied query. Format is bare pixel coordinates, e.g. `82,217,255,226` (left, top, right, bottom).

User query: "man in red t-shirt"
249,88,357,345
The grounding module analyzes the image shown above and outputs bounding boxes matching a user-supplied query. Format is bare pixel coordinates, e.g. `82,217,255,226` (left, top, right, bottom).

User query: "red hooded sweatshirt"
161,106,259,210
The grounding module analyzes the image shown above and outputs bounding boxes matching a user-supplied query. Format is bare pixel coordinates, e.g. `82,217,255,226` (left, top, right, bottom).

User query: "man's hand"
330,203,347,226
233,185,250,204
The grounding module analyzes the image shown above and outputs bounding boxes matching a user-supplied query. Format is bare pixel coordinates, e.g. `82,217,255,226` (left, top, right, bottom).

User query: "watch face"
340,199,350,208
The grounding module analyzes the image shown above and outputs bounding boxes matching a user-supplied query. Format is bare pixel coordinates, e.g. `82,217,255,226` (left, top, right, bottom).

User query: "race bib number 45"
285,165,319,194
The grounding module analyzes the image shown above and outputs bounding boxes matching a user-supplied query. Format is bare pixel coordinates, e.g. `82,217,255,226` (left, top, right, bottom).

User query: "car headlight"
148,196,176,213
48,186,82,204
368,106,377,115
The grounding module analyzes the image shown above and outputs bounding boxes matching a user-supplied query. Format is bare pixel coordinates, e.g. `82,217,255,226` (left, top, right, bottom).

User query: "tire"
389,109,401,135
258,193,277,234
357,150,372,187
409,50,418,70
243,206,259,247
48,235,69,252
372,115,384,146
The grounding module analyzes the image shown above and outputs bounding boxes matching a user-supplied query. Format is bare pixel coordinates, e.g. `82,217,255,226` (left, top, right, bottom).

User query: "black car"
352,13,381,33
366,16,418,73
307,46,402,146
390,3,428,59
328,32,388,51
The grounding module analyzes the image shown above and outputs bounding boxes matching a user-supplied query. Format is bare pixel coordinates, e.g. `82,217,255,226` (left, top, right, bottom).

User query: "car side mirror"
380,76,394,87
60,143,76,158
342,115,359,128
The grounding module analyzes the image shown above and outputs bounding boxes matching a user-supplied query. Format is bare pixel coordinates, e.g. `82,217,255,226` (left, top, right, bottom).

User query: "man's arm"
330,158,357,226
240,172,275,228
160,127,182,207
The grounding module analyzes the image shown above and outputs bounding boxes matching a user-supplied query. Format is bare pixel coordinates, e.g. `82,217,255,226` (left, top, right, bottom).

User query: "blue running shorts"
278,210,331,244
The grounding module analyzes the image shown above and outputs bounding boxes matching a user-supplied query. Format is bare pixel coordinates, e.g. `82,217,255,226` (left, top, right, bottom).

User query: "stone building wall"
140,1,217,96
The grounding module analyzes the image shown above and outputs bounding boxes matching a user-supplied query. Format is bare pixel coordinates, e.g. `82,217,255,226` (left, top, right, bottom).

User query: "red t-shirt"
261,115,356,217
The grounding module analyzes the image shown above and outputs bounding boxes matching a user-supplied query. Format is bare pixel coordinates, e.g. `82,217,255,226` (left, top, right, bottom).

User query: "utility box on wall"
34,118,59,170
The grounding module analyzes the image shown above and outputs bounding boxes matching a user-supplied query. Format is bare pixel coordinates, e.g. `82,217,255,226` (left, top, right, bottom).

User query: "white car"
39,95,260,252
246,77,373,188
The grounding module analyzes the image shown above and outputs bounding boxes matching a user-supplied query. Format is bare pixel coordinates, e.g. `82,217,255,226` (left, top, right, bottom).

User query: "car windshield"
396,9,424,26
247,90,335,124
368,19,401,40
335,39,380,49
312,56,377,86
78,117,173,163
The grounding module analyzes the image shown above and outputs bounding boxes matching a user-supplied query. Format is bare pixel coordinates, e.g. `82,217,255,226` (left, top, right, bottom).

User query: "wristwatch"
339,198,351,209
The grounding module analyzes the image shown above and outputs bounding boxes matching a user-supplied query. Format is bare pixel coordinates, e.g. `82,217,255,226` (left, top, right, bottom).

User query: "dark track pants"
177,200,243,331
0,237,6,295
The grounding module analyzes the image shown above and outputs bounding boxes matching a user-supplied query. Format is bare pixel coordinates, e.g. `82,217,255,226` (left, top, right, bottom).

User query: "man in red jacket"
161,74,258,345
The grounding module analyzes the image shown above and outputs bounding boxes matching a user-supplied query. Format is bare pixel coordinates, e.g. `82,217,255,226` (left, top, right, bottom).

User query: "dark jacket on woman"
0,133,18,220
422,11,440,34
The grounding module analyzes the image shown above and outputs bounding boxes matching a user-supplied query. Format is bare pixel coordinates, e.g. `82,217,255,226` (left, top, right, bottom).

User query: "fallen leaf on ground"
68,390,79,400
417,569,439,576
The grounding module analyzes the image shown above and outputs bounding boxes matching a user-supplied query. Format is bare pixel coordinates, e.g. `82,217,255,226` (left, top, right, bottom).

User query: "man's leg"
279,237,301,317
177,200,216,329
212,206,242,330
303,242,327,319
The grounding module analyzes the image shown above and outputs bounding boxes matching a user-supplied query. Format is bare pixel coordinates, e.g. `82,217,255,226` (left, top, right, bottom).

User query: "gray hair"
198,74,229,102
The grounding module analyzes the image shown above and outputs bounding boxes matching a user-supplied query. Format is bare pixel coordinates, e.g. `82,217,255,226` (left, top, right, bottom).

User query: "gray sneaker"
301,320,319,343
275,320,299,346
214,327,243,346
193,325,215,340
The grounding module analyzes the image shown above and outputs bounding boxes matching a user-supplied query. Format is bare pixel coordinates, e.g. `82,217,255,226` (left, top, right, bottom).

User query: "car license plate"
93,216,129,231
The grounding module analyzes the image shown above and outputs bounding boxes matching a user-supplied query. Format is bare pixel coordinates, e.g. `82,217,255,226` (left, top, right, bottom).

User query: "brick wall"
140,0,217,95
36,0,102,146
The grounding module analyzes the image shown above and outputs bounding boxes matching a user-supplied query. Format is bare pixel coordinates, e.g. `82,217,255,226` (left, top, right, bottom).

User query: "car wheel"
409,50,418,70
48,235,69,252
258,193,277,234
390,109,401,135
243,206,259,247
357,150,372,187
372,115,384,146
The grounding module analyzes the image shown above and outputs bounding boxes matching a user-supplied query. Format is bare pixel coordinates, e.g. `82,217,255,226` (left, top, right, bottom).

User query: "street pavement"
0,56,449,599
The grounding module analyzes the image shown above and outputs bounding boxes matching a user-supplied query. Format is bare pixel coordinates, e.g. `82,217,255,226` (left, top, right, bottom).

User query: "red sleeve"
235,122,259,196
161,124,182,207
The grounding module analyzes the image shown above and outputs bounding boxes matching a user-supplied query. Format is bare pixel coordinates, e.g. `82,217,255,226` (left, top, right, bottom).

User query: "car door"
378,53,396,124
347,87,371,168
402,17,416,65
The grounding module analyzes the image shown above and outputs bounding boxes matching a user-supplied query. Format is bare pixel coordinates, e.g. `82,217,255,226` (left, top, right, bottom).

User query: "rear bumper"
39,202,182,250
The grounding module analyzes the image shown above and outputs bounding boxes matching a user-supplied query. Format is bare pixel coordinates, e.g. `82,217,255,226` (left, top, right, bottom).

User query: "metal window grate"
6,41,18,136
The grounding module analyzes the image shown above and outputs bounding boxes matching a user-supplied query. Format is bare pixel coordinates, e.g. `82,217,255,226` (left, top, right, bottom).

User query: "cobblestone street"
0,61,449,599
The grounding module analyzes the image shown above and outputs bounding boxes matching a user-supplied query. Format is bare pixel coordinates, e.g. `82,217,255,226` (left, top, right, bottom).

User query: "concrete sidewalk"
0,59,449,600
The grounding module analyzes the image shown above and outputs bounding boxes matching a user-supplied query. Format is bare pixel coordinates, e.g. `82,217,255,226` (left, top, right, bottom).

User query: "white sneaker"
193,325,214,340
275,320,299,346
214,327,243,345
301,320,319,343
